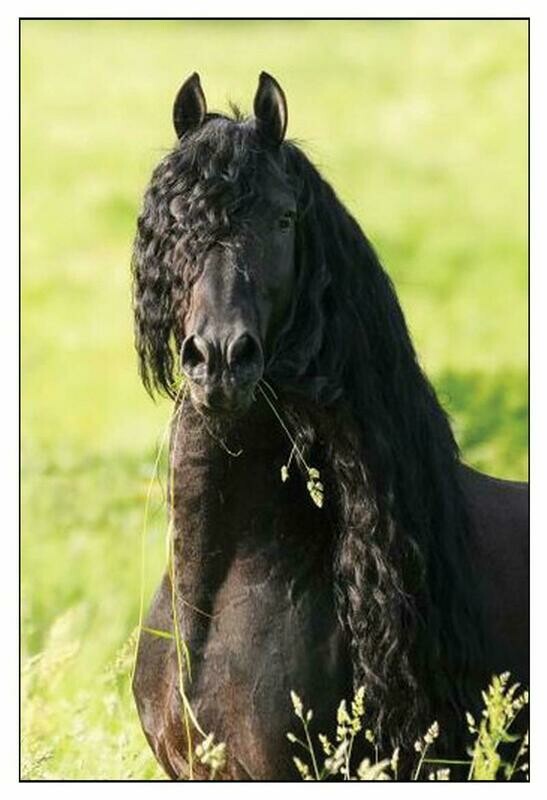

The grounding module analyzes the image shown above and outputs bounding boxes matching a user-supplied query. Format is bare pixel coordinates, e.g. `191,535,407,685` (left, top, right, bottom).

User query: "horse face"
180,178,297,418
175,72,296,418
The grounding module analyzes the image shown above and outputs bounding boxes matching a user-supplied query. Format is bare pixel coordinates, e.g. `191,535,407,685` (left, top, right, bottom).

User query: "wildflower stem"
345,733,356,780
167,385,209,778
506,733,528,781
131,385,184,690
301,718,321,781
467,748,476,781
257,383,310,472
413,742,430,781
290,735,311,752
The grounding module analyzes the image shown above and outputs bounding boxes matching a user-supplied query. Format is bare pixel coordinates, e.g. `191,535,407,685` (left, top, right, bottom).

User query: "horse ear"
253,71,288,146
173,72,207,139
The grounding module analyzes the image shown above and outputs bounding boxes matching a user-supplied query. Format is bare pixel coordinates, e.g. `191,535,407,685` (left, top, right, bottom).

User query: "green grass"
21,20,528,780
287,674,528,781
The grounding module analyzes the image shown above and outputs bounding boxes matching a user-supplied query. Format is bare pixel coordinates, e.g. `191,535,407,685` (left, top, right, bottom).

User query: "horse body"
131,72,528,780
133,404,528,780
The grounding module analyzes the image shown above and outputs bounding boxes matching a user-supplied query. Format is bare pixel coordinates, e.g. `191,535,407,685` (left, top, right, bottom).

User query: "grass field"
21,20,528,780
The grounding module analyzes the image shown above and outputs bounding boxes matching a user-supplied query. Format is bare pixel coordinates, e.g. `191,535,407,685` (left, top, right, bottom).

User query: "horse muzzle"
181,332,263,417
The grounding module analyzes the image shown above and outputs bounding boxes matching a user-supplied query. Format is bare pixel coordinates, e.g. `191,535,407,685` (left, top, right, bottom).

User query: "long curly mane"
132,110,485,748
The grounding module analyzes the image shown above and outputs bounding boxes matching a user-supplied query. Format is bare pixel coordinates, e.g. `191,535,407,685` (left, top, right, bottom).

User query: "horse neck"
166,397,331,654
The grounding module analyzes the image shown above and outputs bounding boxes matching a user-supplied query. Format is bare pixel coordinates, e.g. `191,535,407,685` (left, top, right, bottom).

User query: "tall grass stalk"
131,380,208,780
287,675,528,781
131,383,185,689
258,381,324,508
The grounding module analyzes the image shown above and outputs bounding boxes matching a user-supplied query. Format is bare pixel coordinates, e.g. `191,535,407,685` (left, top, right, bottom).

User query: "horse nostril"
181,334,209,379
227,333,263,377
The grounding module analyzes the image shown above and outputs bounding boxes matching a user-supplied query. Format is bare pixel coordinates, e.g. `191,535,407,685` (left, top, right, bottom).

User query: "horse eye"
278,210,295,231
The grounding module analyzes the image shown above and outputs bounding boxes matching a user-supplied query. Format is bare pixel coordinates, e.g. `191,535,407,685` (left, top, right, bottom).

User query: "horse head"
135,72,303,418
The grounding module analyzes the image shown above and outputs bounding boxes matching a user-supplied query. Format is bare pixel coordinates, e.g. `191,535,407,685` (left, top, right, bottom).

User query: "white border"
5,1,543,793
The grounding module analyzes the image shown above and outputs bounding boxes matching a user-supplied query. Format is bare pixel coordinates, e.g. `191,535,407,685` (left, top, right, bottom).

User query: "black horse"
131,72,528,780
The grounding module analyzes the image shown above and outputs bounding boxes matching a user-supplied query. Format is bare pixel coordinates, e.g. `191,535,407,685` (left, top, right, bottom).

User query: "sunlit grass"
286,675,528,781
21,19,527,779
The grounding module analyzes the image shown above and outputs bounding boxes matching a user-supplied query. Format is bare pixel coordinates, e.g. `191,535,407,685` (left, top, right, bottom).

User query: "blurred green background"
21,20,528,779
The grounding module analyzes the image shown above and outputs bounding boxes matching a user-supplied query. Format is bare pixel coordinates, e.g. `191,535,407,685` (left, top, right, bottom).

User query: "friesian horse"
131,72,528,779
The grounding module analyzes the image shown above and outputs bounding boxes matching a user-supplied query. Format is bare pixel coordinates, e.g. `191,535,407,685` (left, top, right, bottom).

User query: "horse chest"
184,544,349,779
138,411,352,777
172,461,350,778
